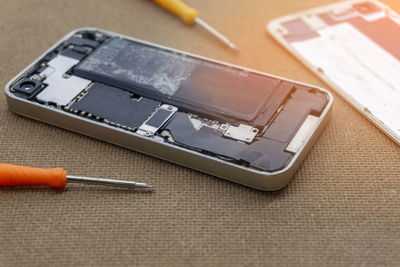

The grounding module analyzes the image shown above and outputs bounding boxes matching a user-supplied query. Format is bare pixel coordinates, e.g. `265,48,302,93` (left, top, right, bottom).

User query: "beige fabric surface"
1,0,400,266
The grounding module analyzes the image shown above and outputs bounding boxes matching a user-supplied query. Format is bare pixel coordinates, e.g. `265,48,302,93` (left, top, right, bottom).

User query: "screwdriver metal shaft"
194,18,238,51
67,175,153,189
153,0,238,50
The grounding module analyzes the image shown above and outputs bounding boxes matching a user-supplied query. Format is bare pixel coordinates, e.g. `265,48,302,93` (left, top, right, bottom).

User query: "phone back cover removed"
268,0,400,145
5,27,334,190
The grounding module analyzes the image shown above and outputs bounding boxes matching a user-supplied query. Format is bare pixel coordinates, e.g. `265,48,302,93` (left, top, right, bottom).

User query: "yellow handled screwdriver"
0,164,153,190
153,0,238,51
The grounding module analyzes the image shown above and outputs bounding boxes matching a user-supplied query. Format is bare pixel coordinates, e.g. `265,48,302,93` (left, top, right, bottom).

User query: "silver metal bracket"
286,115,319,153
36,55,91,106
137,104,178,137
223,124,259,143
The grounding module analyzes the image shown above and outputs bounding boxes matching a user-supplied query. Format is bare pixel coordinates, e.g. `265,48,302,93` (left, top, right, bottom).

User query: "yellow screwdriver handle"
154,0,199,25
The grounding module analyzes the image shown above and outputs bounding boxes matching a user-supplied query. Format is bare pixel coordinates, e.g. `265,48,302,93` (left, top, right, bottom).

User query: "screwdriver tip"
194,18,239,52
229,43,239,52
135,182,154,189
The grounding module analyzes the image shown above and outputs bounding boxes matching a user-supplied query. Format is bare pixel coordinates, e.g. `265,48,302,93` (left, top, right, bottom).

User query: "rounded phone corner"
266,18,281,35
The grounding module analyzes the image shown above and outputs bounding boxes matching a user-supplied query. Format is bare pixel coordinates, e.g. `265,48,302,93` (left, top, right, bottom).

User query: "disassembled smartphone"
5,28,332,191
268,0,400,145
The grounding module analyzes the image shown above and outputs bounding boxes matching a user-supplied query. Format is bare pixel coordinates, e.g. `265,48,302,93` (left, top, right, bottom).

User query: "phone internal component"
137,104,177,136
163,112,293,171
69,83,160,129
285,115,319,153
60,47,91,61
223,124,259,143
36,55,91,106
62,36,100,49
73,37,284,123
263,88,327,142
252,82,294,128
12,78,43,96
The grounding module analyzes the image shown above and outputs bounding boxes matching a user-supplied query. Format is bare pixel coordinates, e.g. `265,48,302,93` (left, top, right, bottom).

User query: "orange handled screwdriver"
153,0,238,50
0,164,153,190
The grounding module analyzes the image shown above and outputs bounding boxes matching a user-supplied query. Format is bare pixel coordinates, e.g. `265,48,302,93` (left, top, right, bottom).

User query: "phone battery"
73,38,282,122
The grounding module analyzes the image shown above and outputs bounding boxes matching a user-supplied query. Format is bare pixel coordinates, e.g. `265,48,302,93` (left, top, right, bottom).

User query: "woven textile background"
0,0,399,266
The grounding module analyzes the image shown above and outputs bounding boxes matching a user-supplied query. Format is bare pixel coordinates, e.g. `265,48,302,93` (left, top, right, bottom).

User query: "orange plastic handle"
0,164,67,189
153,0,199,25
